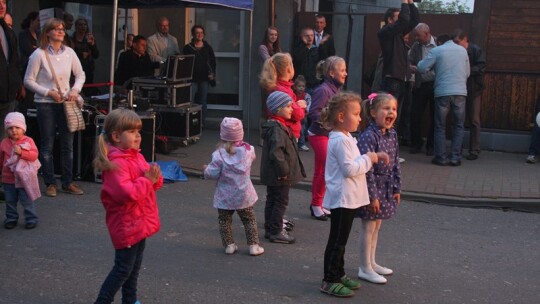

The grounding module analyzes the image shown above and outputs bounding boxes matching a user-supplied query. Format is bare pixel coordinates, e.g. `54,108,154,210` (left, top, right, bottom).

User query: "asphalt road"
0,178,538,304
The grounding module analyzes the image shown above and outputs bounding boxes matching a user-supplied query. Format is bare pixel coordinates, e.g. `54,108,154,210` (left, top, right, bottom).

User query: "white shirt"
24,46,86,103
315,31,323,46
323,131,373,210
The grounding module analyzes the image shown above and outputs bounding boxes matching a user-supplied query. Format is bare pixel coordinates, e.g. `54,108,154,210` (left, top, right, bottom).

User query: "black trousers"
323,207,357,283
264,185,290,235
410,81,435,150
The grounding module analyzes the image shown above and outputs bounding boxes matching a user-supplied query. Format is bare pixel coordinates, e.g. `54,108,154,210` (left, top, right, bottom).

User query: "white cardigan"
24,46,85,103
323,131,373,210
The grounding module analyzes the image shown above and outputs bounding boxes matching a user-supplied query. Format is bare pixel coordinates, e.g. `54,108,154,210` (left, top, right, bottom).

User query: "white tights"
359,219,386,274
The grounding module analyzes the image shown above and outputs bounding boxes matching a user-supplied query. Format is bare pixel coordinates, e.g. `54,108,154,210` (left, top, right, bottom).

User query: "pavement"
156,128,540,213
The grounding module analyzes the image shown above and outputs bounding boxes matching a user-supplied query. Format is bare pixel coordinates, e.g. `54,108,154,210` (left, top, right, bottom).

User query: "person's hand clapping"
297,99,307,109
145,163,161,184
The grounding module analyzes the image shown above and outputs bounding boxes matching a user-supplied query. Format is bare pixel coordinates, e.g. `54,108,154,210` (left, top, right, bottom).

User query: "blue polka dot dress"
356,122,402,220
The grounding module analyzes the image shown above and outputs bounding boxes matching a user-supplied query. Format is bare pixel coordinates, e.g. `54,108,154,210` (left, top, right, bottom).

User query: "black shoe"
466,154,478,160
425,147,434,156
449,160,461,166
269,230,296,244
25,222,37,230
310,206,328,221
4,221,17,229
431,157,449,166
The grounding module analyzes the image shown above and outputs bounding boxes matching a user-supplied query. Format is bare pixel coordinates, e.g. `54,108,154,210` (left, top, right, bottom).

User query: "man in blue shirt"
417,35,470,166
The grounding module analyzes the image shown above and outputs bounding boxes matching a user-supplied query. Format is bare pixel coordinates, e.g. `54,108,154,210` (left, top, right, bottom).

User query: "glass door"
187,8,244,111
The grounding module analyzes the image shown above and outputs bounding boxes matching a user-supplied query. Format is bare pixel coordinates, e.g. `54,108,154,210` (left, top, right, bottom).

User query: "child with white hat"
1,112,41,229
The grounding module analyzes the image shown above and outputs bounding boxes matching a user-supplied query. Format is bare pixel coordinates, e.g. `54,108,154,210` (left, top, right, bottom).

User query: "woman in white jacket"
24,17,85,198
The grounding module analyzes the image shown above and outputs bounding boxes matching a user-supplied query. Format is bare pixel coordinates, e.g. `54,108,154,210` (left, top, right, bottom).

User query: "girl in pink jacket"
93,109,163,304
1,112,40,230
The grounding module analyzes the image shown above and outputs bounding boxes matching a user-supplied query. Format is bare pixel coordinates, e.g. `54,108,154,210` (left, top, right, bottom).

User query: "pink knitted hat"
220,117,244,142
4,112,27,132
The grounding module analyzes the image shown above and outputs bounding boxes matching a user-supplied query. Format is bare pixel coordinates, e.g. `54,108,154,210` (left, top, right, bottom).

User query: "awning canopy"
67,0,253,10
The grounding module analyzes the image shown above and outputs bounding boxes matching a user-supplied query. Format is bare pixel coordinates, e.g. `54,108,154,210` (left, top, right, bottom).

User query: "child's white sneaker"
225,243,238,254
249,244,265,256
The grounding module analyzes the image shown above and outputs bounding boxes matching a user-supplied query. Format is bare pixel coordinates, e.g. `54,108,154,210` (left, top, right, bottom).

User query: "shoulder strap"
43,50,62,93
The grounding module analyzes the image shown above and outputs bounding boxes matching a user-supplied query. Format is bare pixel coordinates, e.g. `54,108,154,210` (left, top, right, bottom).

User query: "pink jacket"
273,79,306,139
0,136,39,184
101,145,163,249
0,136,41,202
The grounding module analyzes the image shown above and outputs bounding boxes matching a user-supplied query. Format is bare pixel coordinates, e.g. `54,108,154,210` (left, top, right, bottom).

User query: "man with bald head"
147,16,180,74
409,23,437,155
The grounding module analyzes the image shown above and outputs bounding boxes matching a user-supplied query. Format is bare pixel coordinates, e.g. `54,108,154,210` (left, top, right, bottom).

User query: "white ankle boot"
225,243,238,254
249,244,265,256
358,267,387,284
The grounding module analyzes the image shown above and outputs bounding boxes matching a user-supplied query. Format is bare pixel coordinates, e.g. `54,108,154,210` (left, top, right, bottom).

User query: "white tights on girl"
358,219,393,284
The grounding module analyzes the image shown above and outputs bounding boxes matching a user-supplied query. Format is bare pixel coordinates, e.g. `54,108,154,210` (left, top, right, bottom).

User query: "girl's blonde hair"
216,141,237,155
316,56,345,80
361,92,396,123
259,52,293,91
320,91,361,130
40,18,66,49
93,109,143,171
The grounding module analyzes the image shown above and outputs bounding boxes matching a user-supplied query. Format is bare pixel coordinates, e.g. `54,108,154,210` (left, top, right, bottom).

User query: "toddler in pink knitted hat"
203,117,264,256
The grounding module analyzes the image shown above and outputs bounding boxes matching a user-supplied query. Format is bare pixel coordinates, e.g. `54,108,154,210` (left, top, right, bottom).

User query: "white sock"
311,205,325,217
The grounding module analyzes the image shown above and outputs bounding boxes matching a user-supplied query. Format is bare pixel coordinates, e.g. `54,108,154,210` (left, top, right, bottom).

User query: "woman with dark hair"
259,26,281,62
24,18,86,197
19,11,40,74
72,18,99,96
183,25,216,125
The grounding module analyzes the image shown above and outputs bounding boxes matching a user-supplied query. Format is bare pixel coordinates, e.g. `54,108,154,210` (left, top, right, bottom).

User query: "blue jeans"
434,96,466,161
298,117,308,147
192,81,209,124
528,124,540,156
36,102,74,187
3,183,38,225
95,239,146,304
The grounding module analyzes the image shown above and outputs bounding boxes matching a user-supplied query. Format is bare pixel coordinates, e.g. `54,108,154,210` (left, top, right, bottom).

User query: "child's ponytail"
259,52,293,91
93,133,114,171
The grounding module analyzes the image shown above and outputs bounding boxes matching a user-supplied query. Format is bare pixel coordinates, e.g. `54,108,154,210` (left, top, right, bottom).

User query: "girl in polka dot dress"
356,92,402,284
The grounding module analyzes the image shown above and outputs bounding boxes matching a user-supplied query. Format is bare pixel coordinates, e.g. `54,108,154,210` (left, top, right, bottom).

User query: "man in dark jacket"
0,1,24,139
115,35,159,87
378,0,419,139
293,27,320,92
452,29,486,160
314,14,335,60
